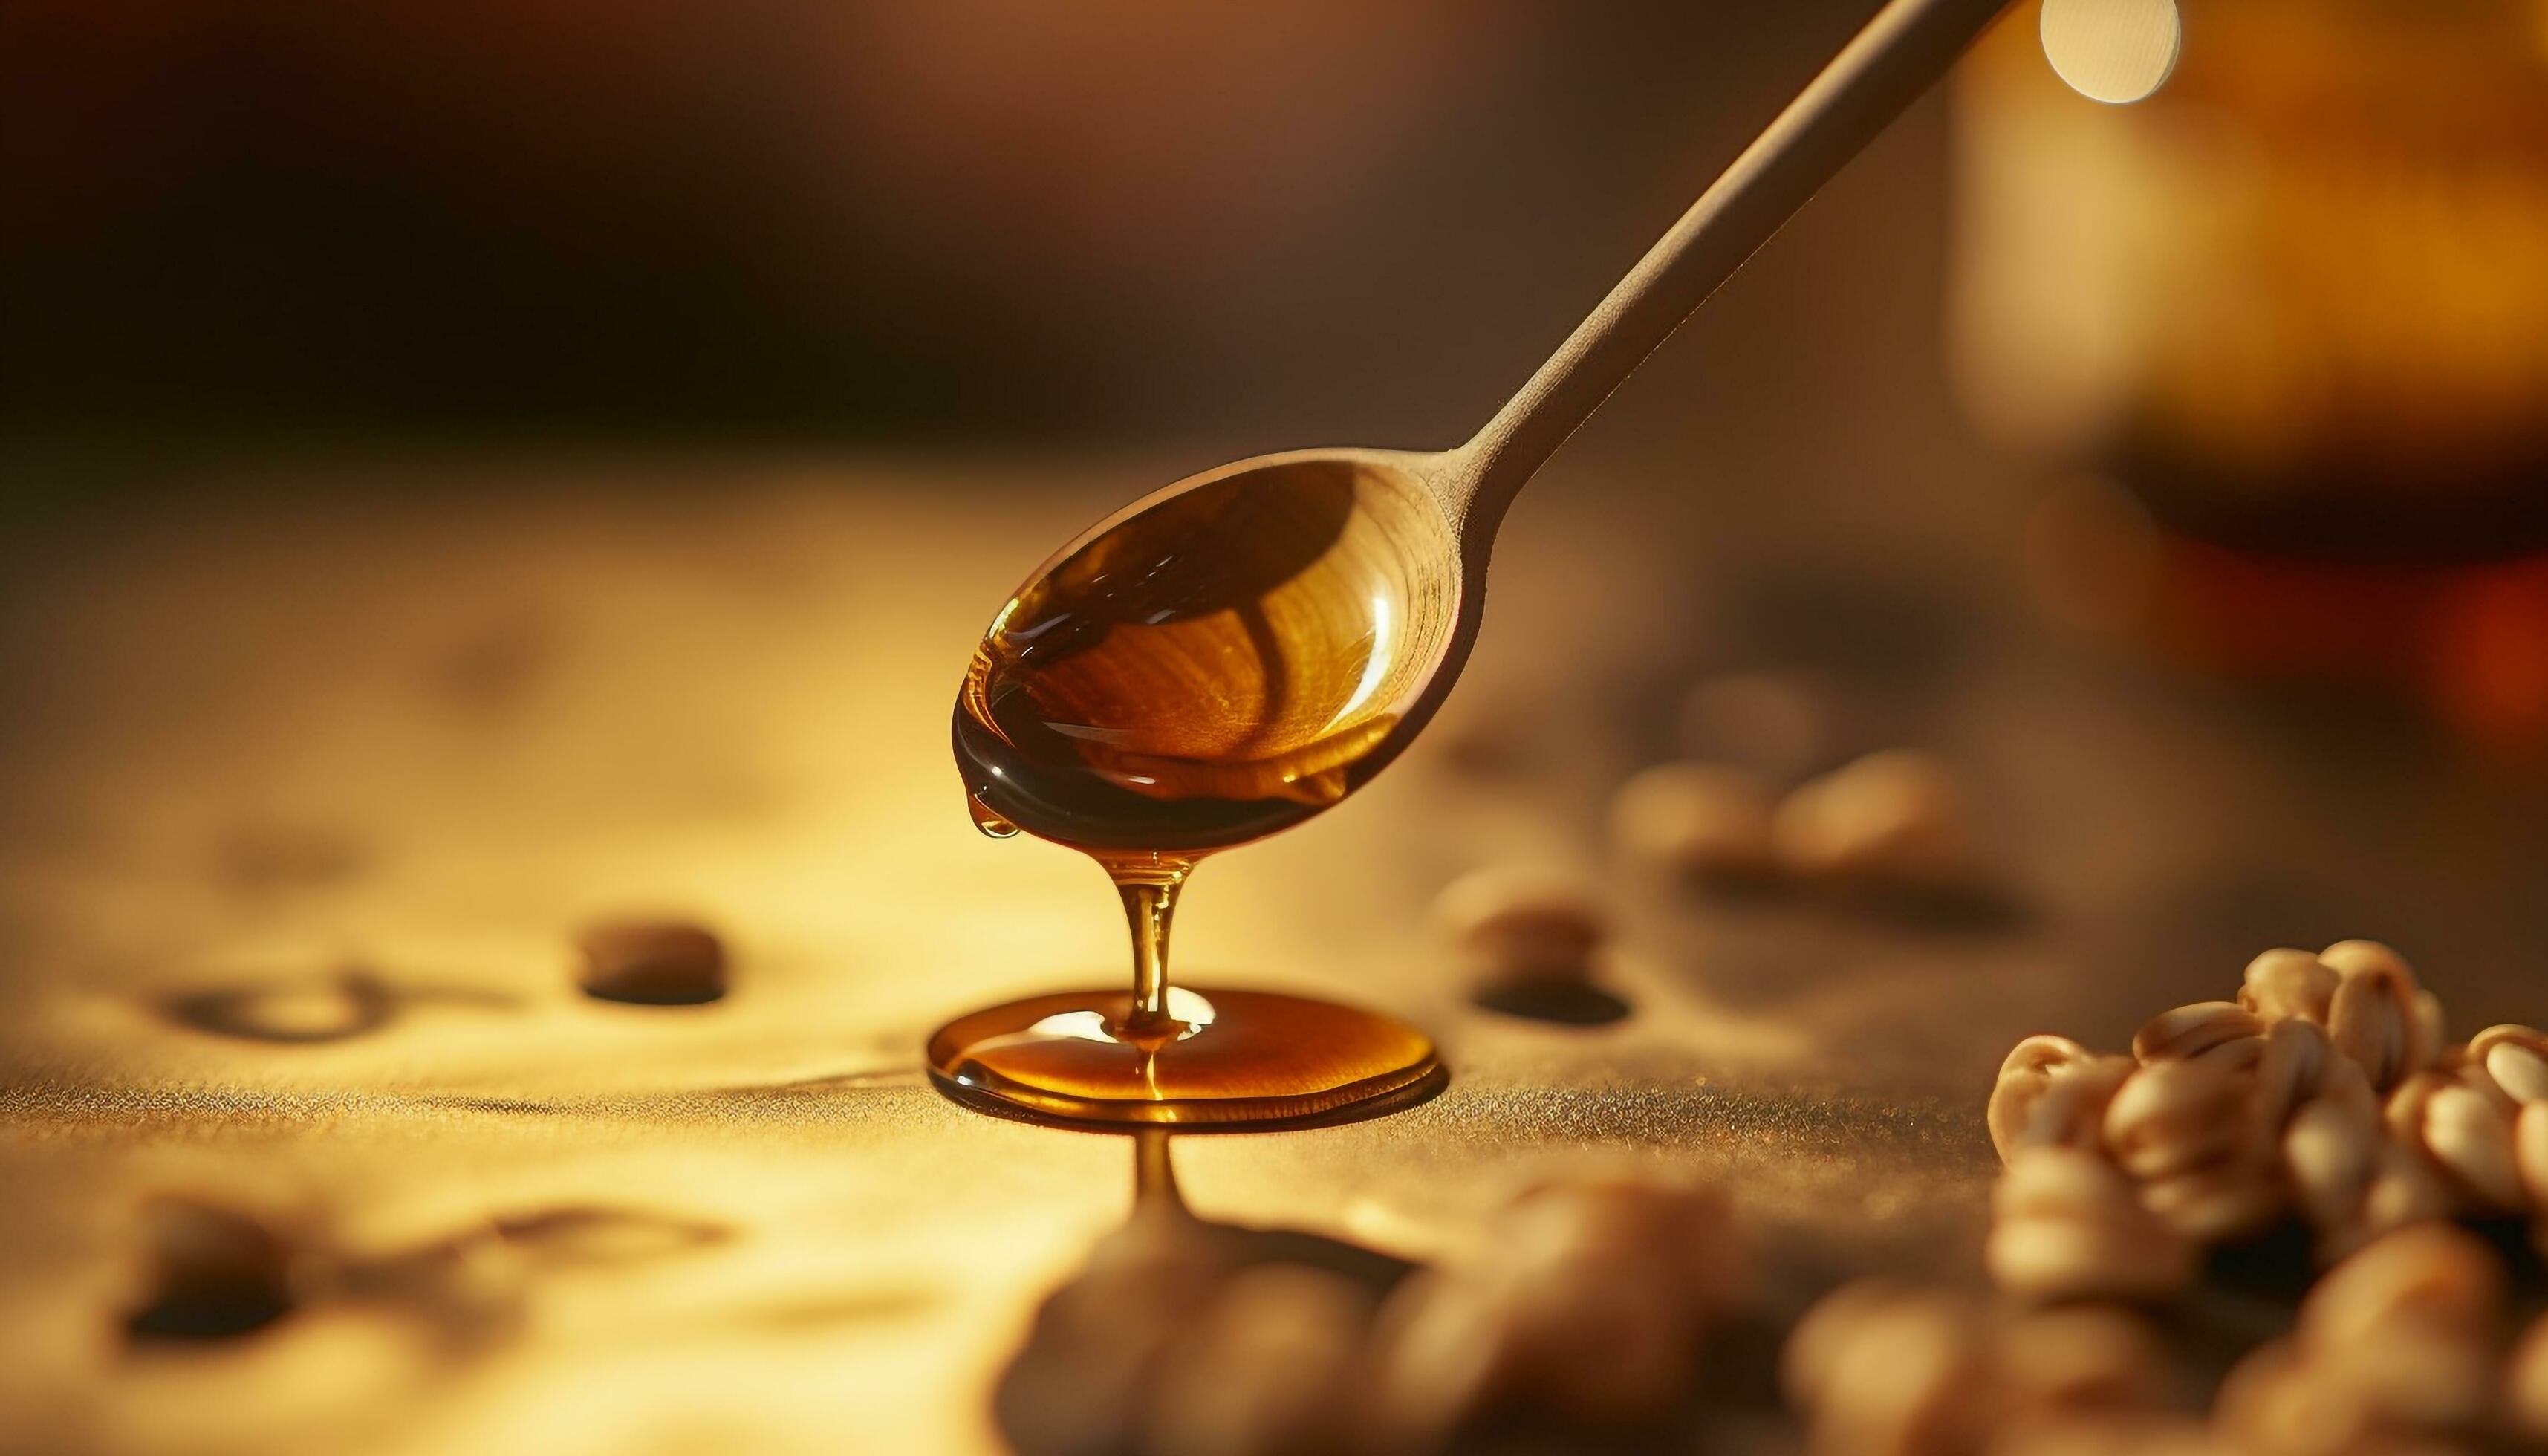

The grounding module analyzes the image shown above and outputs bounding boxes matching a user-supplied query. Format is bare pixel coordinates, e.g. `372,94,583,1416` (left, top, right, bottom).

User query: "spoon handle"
1449,0,2012,524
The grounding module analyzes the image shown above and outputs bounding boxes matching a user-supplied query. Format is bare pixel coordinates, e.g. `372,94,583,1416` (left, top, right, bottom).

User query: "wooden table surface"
4,451,2544,1455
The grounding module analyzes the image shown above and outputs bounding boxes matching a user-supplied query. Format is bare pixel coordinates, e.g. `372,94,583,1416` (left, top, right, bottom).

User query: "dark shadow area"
1472,983,1634,1026
123,1197,299,1344
159,972,523,1044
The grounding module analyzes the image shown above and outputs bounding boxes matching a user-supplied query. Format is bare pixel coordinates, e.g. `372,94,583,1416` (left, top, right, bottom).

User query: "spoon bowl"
955,447,1483,860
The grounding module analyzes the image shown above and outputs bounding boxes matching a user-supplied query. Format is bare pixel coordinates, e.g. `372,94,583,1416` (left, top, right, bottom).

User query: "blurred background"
1,0,1961,472
1,0,1924,449
8,0,2547,741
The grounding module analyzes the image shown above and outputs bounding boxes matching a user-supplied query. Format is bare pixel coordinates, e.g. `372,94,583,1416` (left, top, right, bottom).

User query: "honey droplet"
968,793,1020,839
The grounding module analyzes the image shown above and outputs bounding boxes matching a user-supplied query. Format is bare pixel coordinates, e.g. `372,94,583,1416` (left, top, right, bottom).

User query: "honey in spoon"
929,458,1453,1127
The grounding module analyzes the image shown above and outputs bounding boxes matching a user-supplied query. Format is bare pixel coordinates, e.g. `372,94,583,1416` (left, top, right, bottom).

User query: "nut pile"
1792,1223,2548,1455
1778,937,2548,1453
1983,939,2548,1286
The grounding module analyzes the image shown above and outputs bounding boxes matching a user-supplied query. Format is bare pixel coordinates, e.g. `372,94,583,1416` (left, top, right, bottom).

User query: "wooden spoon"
958,0,2012,862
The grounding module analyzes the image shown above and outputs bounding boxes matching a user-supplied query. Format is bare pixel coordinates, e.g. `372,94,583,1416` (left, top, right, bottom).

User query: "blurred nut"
1492,1256,1699,1429
2446,1052,2520,1118
2131,1002,2265,1067
2000,1035,2096,1076
999,1206,1232,1456
2379,1070,2519,1212
1991,1413,2226,1456
1995,1145,2135,1223
2103,1059,2252,1181
2005,1058,2137,1164
2209,1339,2306,1450
2211,1339,2373,1456
2300,1222,2503,1352
1606,761,1777,878
2346,1143,2458,1254
2310,1327,2496,1439
2284,1096,2377,1232
2484,1044,2548,1108
1795,1286,1994,1456
2327,962,2416,1093
2253,1018,2335,1134
1421,688,1543,778
1677,671,1836,781
2382,1070,2453,1145
1148,1264,1371,1456
2471,1026,2548,1105
2214,1209,2499,1434
1991,1305,2163,1413
1986,1217,2193,1304
1989,1148,2193,1301
2237,949,2339,1026
1772,749,1971,883
574,918,728,1006
2515,1101,2548,1208
2311,1053,2382,1127
1782,1278,1917,1412
2507,1310,2548,1440
1990,1035,2099,1161
2408,989,2445,1078
1494,1177,1736,1312
2318,939,2419,994
1377,1258,1700,1440
2138,1163,2283,1244
2414,1082,2523,1212
1368,1267,1509,1451
2469,1022,2548,1060
1431,865,1605,989
1374,1174,1729,1443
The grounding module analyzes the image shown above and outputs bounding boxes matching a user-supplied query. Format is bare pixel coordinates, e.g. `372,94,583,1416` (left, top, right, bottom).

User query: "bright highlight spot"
1327,593,1394,729
2040,0,2182,105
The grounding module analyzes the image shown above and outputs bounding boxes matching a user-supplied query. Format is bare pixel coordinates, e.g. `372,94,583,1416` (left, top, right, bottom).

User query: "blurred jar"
1951,0,2548,746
